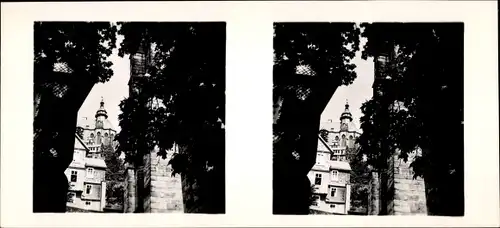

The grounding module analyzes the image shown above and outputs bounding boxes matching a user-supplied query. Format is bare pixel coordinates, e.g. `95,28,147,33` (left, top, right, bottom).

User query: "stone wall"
149,150,184,213
367,152,427,215
141,153,152,212
123,148,184,213
390,152,427,215
123,167,136,213
368,172,380,215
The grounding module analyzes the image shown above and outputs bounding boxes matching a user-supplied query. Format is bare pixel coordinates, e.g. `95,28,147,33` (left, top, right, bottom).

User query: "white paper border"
1,1,498,227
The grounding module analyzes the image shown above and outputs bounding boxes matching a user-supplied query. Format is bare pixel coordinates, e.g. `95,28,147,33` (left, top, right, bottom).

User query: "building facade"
308,136,352,214
65,134,107,212
77,98,118,158
320,101,362,150
308,101,362,215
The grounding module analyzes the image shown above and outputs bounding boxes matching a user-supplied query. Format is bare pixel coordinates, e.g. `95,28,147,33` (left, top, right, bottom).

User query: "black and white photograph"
1,1,498,228
33,21,226,214
273,22,464,216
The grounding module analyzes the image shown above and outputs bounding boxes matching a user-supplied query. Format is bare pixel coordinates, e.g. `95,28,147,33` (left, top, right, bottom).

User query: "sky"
77,33,374,134
320,37,375,130
77,35,129,132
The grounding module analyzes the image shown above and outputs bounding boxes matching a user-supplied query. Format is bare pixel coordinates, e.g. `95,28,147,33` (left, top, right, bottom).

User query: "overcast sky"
320,37,374,130
77,33,374,133
77,35,129,132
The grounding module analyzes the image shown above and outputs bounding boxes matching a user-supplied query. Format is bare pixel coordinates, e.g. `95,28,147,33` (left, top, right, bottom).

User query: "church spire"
95,96,108,119
340,99,352,122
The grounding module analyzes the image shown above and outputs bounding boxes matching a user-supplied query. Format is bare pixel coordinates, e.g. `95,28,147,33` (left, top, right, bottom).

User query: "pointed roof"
318,135,334,153
95,96,108,119
74,133,89,151
339,99,353,122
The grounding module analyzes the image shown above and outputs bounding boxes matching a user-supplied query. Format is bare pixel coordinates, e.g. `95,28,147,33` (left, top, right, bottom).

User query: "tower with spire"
76,96,117,158
95,97,108,129
319,100,361,149
340,100,353,131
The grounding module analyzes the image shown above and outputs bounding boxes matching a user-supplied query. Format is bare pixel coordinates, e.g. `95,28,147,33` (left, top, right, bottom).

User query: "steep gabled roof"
74,133,89,151
318,135,334,153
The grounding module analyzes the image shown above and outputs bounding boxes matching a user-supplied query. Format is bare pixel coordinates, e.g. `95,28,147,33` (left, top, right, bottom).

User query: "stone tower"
123,41,184,213
367,49,428,215
368,151,427,215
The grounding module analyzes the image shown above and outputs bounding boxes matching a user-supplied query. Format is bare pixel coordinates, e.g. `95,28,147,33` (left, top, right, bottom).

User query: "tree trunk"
33,71,95,212
272,74,339,214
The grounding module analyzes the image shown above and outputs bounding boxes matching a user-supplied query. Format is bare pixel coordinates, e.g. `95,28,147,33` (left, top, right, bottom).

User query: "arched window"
96,132,101,144
104,133,109,137
349,135,353,140
335,136,339,141
90,133,94,138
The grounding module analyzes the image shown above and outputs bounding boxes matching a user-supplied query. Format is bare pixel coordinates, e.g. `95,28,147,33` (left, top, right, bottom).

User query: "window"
311,195,319,206
70,170,78,182
330,187,337,197
331,156,338,161
90,133,94,139
335,136,339,141
85,201,91,206
330,204,336,208
104,133,108,137
67,192,75,203
349,135,353,140
315,173,322,185
96,132,101,144
86,185,92,194
86,168,94,178
332,170,339,181
316,154,323,164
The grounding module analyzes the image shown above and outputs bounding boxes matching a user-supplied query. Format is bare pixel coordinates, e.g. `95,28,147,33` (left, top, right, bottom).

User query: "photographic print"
33,21,226,214
272,22,464,216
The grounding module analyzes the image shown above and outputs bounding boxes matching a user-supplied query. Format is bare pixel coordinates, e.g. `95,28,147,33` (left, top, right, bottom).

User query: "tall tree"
358,23,464,216
346,146,370,212
33,22,116,212
116,22,226,213
101,143,125,208
273,23,360,214
102,144,125,182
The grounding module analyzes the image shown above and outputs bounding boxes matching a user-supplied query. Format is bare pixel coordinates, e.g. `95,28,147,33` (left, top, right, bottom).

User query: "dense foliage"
272,23,361,214
33,22,117,212
101,144,126,207
346,146,370,211
358,23,464,216
34,22,117,84
115,22,226,213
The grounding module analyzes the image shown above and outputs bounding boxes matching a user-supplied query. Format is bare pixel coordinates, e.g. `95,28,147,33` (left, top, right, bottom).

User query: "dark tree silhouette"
33,22,116,212
115,22,225,213
346,146,370,212
273,22,360,214
101,144,126,207
358,22,464,216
